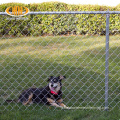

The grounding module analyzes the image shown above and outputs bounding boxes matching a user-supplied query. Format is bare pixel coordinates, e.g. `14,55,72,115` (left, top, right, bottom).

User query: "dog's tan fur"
23,93,33,105
46,98,67,108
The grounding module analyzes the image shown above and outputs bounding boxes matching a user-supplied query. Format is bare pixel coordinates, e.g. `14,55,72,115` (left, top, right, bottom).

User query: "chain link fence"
0,11,120,111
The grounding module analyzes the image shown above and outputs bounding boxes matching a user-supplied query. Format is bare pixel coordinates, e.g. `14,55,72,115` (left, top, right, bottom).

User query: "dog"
18,75,67,108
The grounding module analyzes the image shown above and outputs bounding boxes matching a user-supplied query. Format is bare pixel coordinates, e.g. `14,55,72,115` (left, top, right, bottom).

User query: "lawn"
0,35,120,120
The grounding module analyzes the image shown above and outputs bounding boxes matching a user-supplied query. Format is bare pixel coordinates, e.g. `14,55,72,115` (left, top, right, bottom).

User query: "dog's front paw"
61,106,70,109
63,106,69,109
63,105,67,108
61,104,70,109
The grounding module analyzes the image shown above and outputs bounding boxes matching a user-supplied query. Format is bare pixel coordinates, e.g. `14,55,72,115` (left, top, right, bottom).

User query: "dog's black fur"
18,76,66,108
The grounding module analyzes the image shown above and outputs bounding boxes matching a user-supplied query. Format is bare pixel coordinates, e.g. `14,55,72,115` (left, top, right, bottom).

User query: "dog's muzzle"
51,83,58,89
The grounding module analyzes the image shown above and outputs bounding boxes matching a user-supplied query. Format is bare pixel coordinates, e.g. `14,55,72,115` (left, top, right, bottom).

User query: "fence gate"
0,11,120,111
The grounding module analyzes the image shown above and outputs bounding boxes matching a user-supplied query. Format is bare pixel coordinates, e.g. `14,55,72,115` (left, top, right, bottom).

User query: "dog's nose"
51,84,53,87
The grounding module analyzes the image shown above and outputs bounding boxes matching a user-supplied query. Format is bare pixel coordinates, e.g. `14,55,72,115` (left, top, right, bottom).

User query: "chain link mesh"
0,12,120,111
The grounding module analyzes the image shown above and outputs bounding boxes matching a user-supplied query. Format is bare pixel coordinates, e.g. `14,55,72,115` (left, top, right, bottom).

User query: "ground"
0,35,120,120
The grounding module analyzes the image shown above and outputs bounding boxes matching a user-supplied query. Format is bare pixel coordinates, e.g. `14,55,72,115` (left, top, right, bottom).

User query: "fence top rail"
0,11,120,15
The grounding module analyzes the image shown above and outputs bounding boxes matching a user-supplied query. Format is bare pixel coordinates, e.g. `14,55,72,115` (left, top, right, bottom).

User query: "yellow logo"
5,6,29,16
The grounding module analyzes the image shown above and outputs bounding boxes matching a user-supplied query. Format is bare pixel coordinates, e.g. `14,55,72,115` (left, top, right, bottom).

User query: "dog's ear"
58,75,66,81
47,76,54,81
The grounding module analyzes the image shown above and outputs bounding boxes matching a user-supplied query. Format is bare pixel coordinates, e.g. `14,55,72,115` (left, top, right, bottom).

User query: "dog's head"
48,76,66,93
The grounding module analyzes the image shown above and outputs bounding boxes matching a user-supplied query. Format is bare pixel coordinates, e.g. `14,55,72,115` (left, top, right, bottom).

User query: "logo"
5,6,29,17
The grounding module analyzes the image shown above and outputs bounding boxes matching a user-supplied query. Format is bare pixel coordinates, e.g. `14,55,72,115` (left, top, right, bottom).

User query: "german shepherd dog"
18,76,67,108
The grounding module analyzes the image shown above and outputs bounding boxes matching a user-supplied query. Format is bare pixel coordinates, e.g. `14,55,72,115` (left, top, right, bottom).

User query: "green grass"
0,35,120,120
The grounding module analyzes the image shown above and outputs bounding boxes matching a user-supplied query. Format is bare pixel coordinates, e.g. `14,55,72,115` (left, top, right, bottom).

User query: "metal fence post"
105,13,110,111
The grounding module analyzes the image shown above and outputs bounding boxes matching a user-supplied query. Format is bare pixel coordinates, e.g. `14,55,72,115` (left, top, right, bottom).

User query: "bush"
0,2,120,36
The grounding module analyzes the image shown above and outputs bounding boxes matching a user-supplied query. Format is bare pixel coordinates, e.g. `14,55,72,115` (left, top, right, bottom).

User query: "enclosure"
0,11,120,112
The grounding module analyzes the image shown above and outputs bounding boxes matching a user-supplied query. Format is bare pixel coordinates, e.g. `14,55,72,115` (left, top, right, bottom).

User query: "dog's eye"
53,79,57,82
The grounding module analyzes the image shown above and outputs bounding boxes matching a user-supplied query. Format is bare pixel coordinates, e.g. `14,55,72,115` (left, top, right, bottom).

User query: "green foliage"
0,2,120,36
